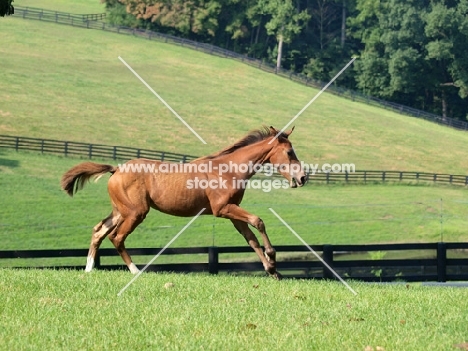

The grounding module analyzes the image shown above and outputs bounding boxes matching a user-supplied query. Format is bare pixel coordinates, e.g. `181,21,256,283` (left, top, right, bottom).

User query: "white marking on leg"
85,256,95,272
129,262,140,274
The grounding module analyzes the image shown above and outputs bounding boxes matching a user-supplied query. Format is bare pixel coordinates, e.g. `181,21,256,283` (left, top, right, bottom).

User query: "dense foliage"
102,0,468,120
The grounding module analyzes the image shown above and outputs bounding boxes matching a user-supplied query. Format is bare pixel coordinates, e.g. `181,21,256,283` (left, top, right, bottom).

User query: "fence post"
382,171,386,182
161,152,165,161
437,242,447,282
64,142,68,157
322,245,334,279
326,172,330,184
89,144,93,159
208,246,219,274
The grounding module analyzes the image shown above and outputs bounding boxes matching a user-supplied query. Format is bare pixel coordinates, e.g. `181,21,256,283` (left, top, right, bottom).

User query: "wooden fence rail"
16,6,106,22
0,135,198,163
1,243,468,282
12,6,468,131
2,134,468,186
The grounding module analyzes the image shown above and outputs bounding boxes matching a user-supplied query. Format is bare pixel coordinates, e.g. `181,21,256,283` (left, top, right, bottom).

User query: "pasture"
1,2,468,350
1,269,467,350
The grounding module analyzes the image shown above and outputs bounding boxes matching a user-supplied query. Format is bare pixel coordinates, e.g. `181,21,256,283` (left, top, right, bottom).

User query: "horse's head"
267,126,307,188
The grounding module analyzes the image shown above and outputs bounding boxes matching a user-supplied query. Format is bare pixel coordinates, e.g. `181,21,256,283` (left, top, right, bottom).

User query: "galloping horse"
61,126,306,279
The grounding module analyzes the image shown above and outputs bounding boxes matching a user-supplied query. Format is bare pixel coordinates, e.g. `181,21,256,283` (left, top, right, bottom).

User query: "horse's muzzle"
291,175,307,188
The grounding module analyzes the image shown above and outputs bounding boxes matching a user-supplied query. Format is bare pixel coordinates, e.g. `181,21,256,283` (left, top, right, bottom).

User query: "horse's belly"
149,175,211,217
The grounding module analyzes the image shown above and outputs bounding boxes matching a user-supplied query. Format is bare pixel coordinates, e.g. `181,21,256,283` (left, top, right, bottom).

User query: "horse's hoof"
271,271,282,281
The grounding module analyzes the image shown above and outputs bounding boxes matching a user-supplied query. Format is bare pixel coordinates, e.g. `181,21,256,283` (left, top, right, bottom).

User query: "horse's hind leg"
230,218,280,279
108,211,148,274
85,212,121,272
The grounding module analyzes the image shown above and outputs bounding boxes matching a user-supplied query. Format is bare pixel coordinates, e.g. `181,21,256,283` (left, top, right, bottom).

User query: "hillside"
2,13,468,174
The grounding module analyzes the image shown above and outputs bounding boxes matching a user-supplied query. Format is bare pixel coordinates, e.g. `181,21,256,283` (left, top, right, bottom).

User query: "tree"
352,0,436,115
352,0,467,118
0,0,14,17
424,0,468,117
309,0,341,50
258,0,310,70
121,0,222,39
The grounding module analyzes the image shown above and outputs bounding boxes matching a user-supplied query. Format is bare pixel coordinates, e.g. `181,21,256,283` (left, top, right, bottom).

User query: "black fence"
1,242,468,282
308,170,468,186
2,134,468,186
0,134,198,163
12,6,468,131
15,6,106,22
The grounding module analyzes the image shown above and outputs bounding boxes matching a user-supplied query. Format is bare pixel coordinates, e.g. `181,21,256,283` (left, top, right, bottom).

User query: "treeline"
102,0,468,120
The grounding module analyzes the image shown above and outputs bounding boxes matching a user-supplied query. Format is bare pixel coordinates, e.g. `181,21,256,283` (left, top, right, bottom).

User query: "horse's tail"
61,162,116,197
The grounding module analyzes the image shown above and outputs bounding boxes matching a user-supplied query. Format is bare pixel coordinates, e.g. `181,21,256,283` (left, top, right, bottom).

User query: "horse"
61,126,307,279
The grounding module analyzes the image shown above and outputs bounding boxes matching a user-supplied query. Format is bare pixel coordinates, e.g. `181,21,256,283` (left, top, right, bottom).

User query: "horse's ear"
269,126,277,134
284,126,295,137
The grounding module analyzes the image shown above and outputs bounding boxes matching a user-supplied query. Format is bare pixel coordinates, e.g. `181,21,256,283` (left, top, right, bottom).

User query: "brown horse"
61,126,306,279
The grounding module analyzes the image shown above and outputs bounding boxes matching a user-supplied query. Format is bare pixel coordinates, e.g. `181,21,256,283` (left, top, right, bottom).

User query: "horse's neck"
215,140,272,177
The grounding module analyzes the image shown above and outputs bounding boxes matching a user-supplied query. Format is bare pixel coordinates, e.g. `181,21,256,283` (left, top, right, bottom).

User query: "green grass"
15,0,105,13
3,16,468,174
0,269,467,351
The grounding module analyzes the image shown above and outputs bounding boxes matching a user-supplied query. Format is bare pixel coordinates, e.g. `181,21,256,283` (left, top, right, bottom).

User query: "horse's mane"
198,126,288,160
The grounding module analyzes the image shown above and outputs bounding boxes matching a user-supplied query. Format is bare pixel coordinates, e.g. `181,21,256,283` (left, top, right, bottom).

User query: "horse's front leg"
216,204,281,279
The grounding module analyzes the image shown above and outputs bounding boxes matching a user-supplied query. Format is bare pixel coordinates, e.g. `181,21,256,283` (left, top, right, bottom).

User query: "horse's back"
109,159,211,217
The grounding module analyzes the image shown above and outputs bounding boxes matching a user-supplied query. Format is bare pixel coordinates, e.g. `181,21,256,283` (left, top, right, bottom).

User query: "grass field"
2,13,468,174
1,269,467,351
16,0,106,13
2,3,468,350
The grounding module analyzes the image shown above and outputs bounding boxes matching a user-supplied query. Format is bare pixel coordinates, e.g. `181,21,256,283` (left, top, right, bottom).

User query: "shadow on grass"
0,149,20,169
